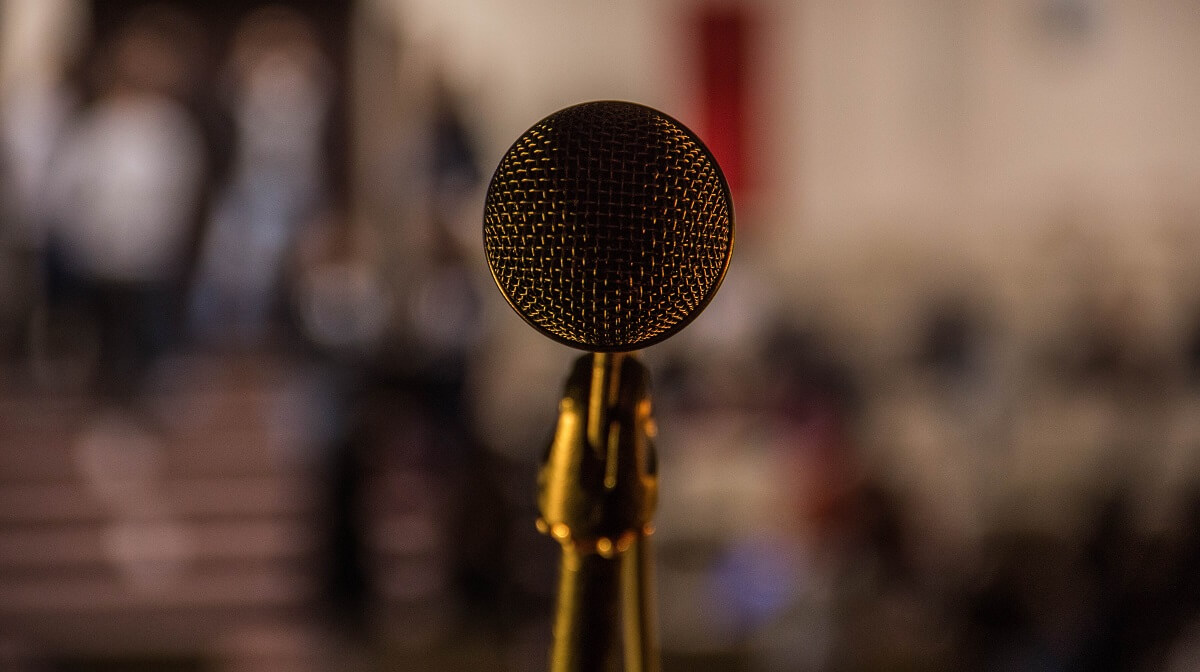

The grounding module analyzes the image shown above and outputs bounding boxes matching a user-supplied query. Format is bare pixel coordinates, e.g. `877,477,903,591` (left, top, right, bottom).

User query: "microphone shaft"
621,533,659,672
551,545,621,672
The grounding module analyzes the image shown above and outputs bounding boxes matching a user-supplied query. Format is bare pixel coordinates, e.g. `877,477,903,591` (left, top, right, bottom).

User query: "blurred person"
382,76,485,397
42,6,206,399
287,211,384,638
0,81,73,372
190,5,333,347
742,323,963,671
0,0,87,375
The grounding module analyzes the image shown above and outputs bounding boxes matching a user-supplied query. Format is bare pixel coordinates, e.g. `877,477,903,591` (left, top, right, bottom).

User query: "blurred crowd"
2,2,1200,672
1,4,343,385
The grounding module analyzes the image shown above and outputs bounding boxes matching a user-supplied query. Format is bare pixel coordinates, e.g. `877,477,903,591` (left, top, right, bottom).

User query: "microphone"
483,101,733,672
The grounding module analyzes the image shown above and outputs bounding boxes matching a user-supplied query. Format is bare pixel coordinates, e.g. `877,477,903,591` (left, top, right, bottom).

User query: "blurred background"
2,0,1200,670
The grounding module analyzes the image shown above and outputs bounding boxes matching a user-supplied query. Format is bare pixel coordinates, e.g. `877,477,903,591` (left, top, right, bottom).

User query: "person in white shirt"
45,9,205,398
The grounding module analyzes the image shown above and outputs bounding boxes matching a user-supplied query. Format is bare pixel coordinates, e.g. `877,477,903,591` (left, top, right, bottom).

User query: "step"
0,518,318,569
0,475,318,525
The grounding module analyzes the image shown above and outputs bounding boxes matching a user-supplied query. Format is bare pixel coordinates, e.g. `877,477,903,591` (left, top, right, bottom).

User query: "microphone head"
483,100,734,352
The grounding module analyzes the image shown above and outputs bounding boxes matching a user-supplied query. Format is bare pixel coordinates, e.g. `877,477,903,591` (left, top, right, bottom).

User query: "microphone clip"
537,352,658,556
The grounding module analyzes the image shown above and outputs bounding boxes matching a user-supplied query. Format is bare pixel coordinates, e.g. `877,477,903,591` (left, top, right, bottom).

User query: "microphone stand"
537,352,660,672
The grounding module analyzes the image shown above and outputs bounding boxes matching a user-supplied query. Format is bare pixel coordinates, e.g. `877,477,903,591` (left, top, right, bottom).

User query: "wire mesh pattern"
483,101,733,351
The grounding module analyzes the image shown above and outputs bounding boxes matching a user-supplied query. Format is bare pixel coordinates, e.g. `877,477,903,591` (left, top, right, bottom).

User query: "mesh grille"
483,101,733,351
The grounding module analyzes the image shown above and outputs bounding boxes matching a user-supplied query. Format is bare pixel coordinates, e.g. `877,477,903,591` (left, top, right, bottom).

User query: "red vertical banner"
697,5,752,199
